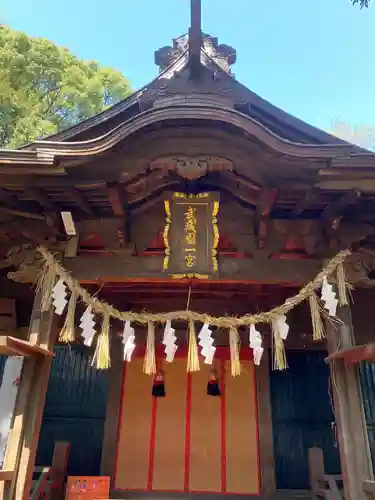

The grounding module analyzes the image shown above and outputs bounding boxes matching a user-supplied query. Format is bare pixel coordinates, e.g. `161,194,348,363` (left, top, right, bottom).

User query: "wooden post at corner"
0,288,56,500
325,301,373,500
256,348,276,496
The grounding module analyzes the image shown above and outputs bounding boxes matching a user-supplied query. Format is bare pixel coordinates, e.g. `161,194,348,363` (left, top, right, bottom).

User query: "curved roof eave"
18,46,366,153
3,104,373,171
19,50,190,148
199,50,355,148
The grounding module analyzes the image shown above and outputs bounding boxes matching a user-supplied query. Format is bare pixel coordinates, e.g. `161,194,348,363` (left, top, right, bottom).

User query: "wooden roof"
39,38,356,148
1,24,375,264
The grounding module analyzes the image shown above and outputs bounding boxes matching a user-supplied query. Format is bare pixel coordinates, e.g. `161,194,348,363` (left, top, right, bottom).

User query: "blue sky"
1,0,375,144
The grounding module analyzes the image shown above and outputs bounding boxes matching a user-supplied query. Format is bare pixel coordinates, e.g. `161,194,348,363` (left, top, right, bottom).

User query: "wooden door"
35,345,109,476
115,349,260,495
270,350,341,489
360,361,375,473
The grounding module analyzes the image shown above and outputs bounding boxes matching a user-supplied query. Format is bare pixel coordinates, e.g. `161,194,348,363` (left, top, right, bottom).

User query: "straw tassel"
187,321,200,372
144,322,156,375
93,313,111,370
59,290,77,343
272,319,287,370
337,262,349,306
229,326,241,377
37,263,57,312
309,293,325,341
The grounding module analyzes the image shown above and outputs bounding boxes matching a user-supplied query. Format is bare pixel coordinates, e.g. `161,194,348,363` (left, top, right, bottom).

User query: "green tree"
0,25,131,148
352,0,370,6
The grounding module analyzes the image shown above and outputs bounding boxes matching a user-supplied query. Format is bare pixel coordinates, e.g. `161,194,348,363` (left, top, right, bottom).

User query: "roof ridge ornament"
188,0,202,73
154,0,236,75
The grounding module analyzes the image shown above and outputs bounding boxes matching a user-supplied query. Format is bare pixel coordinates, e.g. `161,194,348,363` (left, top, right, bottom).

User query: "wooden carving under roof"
1,23,375,287
150,156,233,180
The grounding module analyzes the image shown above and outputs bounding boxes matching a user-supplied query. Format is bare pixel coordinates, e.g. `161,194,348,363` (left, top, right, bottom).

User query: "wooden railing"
363,479,375,498
308,447,343,500
30,442,70,500
31,467,54,500
309,446,375,499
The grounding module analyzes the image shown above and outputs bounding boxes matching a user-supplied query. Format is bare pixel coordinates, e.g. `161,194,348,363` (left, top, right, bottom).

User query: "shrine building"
0,2,375,500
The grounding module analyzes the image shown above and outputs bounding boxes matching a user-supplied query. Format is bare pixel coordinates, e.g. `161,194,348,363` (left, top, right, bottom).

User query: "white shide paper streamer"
274,314,289,340
162,320,177,363
52,279,68,316
198,323,216,364
80,305,96,347
122,321,136,362
321,276,338,317
249,324,264,366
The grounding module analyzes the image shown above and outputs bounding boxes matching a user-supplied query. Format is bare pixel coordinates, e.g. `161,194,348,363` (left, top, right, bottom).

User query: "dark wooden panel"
0,356,7,385
41,345,108,418
35,345,108,475
66,255,321,284
270,351,340,489
101,338,125,478
360,361,375,473
37,417,105,476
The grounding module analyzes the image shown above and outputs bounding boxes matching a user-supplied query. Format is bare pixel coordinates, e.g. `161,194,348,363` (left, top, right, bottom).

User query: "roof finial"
189,0,202,72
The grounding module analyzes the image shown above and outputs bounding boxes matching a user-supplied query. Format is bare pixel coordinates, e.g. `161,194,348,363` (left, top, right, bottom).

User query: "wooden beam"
0,288,55,500
107,182,125,217
189,0,202,71
325,298,373,500
50,442,70,500
62,254,321,284
0,471,13,482
308,447,326,498
0,189,42,216
256,348,276,496
0,336,53,357
256,189,277,248
0,358,34,500
0,218,57,244
100,337,124,483
363,480,375,494
0,189,18,207
10,290,55,500
0,207,44,221
15,355,53,500
323,189,361,229
25,187,56,212
64,233,79,258
69,188,93,216
77,218,125,249
325,343,375,364
292,190,317,217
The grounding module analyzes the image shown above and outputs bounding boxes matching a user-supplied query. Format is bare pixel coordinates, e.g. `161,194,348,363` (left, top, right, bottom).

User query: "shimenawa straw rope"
35,246,351,328
35,246,352,371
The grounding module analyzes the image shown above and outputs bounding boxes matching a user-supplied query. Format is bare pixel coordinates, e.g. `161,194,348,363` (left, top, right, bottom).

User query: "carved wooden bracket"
4,241,65,284
150,156,233,180
345,250,375,287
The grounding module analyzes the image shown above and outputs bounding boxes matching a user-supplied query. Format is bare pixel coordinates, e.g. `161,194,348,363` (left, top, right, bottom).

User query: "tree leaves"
0,25,132,148
352,0,370,7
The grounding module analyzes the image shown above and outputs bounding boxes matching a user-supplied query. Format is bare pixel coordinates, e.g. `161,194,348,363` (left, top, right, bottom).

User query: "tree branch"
352,0,370,7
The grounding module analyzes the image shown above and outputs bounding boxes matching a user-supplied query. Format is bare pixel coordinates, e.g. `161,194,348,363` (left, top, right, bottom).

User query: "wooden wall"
351,289,375,344
114,351,260,495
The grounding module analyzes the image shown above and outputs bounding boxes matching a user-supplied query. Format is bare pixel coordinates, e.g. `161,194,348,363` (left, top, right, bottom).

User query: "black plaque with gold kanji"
163,192,220,278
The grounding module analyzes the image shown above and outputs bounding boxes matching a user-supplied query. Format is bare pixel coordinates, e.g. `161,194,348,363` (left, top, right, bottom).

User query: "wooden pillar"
100,337,124,483
0,288,56,500
326,301,373,500
256,348,276,495
51,441,70,500
308,447,325,500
